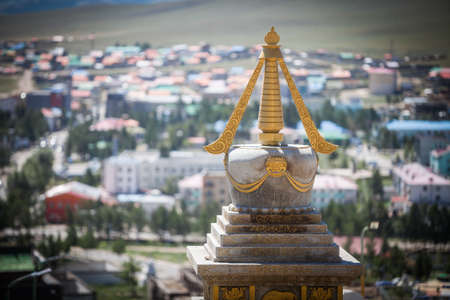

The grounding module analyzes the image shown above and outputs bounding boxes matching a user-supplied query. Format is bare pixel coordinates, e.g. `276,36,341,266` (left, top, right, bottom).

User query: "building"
311,175,358,208
104,151,223,194
415,134,449,165
386,120,450,141
202,170,230,206
117,190,175,218
139,151,223,190
0,97,17,113
178,170,230,211
45,181,112,223
306,74,326,94
178,173,203,210
26,84,71,112
368,68,396,95
430,146,450,177
103,155,140,194
105,91,127,118
390,196,411,216
392,163,450,205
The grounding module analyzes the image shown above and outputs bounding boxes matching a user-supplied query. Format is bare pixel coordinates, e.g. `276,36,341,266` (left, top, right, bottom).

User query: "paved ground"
346,144,393,176
70,247,185,284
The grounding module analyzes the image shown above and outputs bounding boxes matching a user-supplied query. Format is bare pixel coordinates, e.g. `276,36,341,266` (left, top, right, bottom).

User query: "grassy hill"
1,0,449,61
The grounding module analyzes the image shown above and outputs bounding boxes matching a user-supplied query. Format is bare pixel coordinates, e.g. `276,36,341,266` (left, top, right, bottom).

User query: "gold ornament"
225,155,316,193
204,27,337,154
220,287,247,300
309,287,335,300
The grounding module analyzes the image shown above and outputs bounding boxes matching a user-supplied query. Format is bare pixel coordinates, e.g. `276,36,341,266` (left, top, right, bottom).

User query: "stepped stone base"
187,205,362,299
205,206,340,263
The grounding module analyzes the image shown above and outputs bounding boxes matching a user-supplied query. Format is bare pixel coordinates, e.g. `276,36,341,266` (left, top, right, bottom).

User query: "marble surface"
227,144,318,208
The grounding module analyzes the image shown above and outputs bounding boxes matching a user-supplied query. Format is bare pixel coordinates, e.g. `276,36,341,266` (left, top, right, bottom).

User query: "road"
10,129,68,171
346,144,393,176
17,69,34,93
70,247,184,285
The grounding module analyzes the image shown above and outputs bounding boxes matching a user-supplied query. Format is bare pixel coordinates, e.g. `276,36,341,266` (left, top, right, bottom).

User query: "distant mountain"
0,0,175,14
0,0,448,64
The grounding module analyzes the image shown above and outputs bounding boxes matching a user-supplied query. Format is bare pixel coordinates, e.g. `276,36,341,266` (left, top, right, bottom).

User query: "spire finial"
264,26,280,45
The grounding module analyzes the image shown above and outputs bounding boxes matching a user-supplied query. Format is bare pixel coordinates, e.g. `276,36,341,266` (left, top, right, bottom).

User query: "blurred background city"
0,0,449,299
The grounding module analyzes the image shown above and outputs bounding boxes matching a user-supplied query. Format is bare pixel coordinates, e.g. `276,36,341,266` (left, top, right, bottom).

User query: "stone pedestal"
188,145,361,300
187,206,361,300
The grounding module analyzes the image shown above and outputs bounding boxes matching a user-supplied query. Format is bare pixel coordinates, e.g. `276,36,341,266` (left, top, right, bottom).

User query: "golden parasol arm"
204,58,264,154
278,58,338,154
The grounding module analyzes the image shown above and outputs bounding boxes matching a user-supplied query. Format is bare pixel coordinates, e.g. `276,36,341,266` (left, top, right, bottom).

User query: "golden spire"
204,27,338,154
258,26,283,145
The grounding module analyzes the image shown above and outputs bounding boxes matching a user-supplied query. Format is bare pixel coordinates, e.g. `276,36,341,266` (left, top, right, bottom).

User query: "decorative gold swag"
224,155,317,193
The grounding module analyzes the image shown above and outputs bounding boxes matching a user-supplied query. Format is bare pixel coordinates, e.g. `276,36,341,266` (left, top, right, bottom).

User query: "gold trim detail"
262,290,297,300
250,286,255,300
203,58,264,154
278,58,338,154
301,286,307,300
337,286,343,300
308,287,335,300
214,285,219,300
225,155,316,193
204,27,337,155
220,287,247,300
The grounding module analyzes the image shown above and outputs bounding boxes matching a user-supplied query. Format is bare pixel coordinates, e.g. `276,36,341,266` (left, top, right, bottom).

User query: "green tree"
6,171,36,233
79,227,98,249
112,239,127,255
162,177,179,195
371,169,384,199
22,149,54,192
121,257,141,297
0,145,11,168
79,169,100,186
150,206,169,238
145,112,159,148
414,251,432,281
64,224,78,253
132,206,147,240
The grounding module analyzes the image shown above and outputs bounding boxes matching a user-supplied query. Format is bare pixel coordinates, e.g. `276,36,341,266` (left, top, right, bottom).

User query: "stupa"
187,27,362,300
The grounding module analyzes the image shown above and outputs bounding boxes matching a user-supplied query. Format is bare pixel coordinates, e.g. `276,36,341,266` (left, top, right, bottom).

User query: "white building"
392,163,450,205
103,150,223,194
311,175,358,208
103,155,140,194
117,190,175,218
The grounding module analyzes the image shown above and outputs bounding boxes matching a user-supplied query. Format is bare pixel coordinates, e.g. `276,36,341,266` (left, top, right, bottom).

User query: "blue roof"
386,120,450,131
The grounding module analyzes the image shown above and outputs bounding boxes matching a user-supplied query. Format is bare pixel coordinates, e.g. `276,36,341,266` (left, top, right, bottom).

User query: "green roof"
0,254,34,271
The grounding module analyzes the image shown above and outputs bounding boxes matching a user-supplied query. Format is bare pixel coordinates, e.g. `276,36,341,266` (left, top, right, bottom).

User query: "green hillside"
1,0,449,60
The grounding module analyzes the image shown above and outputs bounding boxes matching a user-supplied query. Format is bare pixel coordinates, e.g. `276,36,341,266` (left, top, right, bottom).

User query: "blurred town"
0,28,449,299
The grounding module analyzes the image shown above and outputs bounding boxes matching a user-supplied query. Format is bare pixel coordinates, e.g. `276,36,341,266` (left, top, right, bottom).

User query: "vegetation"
112,239,127,255
121,257,141,298
0,105,48,168
92,283,146,300
65,122,136,160
0,75,18,93
1,149,54,235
